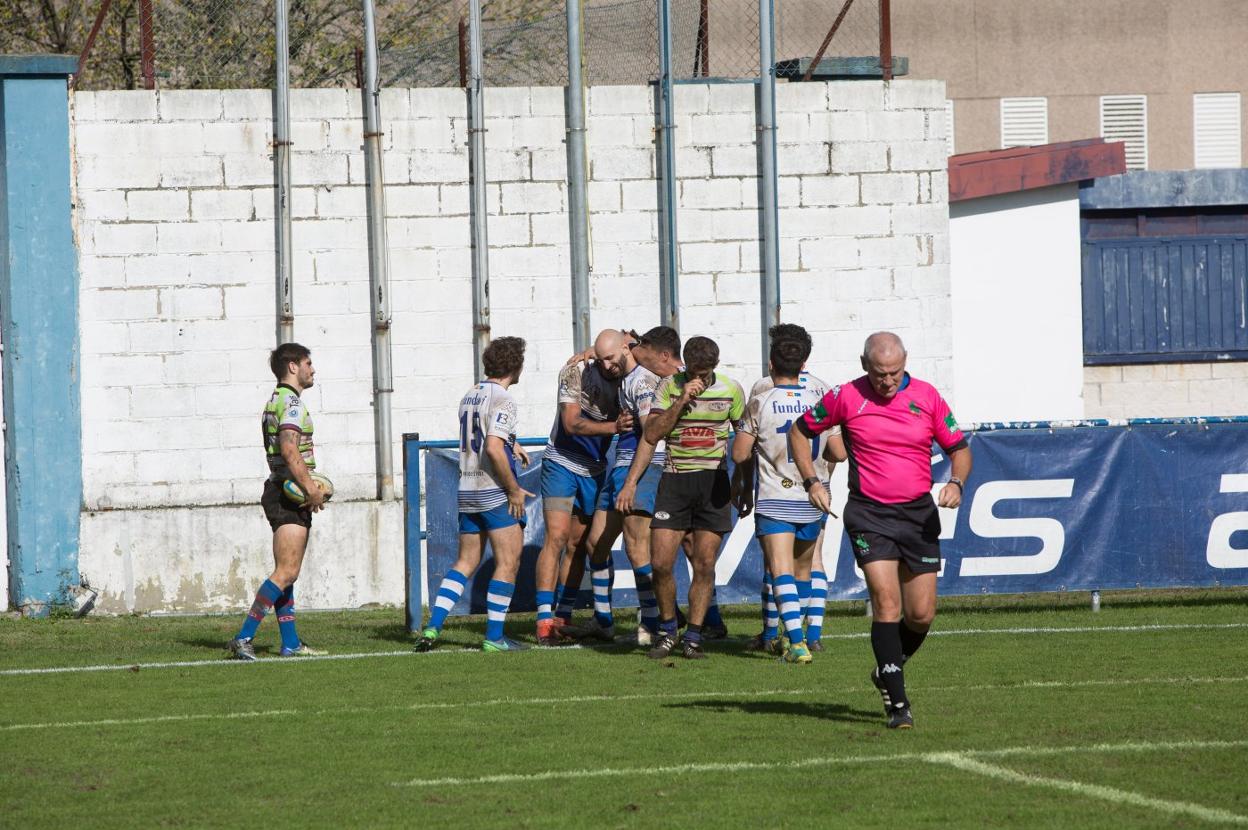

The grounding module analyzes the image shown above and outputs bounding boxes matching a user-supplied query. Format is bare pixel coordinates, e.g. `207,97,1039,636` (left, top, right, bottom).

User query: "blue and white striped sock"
763,575,780,642
428,569,469,632
774,573,804,646
634,564,658,632
536,590,555,623
591,560,613,628
807,570,828,642
485,579,514,641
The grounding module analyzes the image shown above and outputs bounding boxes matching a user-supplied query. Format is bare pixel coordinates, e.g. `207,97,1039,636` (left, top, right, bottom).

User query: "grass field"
2,588,1247,828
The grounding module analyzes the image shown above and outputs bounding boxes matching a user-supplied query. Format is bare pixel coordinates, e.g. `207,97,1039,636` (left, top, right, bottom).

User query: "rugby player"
792,331,971,728
229,343,327,660
645,336,745,659
534,330,635,645
416,337,532,652
734,324,837,663
581,329,682,645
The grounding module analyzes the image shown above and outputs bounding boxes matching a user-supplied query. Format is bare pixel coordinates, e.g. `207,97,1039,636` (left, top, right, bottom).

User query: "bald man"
791,331,972,729
534,330,635,645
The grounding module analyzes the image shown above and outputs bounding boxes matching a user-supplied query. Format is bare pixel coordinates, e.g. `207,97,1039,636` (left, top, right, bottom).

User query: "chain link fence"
0,0,889,90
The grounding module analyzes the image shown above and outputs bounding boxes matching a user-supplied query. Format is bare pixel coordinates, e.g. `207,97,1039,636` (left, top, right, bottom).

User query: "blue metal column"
757,0,781,370
0,55,82,614
655,0,680,331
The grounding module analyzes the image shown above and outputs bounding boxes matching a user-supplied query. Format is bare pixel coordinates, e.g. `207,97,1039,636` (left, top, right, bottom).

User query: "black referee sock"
870,621,908,710
899,621,929,662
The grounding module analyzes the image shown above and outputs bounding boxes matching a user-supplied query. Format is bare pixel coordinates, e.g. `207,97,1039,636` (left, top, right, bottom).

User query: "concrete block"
202,122,270,155
590,212,655,244
291,89,352,120
127,189,190,222
861,172,918,205
588,180,622,212
224,155,274,187
530,87,565,117
77,156,159,190
777,142,830,176
861,298,924,330
809,110,870,143
389,118,455,151
866,110,926,142
689,112,754,145
91,222,158,257
91,90,159,121
800,237,859,270
160,155,226,189
81,287,159,323
512,117,567,148
885,79,946,111
378,150,411,184
484,87,531,117
710,146,758,178
529,213,568,247
1083,366,1123,384
188,252,266,286
159,90,223,121
160,286,225,320
500,181,564,214
157,222,223,255
778,176,801,208
776,81,829,113
890,140,949,172
217,220,277,253
589,116,642,147
411,151,469,183
1122,365,1167,382
316,186,367,219
126,320,184,352
711,209,761,241
78,255,127,290
1210,362,1248,379
589,85,652,115
385,184,442,217
676,147,712,178
830,141,888,174
673,84,708,115
891,203,947,236
802,174,859,206
829,268,893,301
191,189,254,221
530,148,566,181
593,147,654,180
222,90,273,121
81,319,130,356
681,178,743,209
827,81,884,111
439,184,469,215
125,254,192,287
858,234,919,268
484,148,530,182
707,83,755,114
77,189,128,222
680,241,740,273
292,152,349,186
291,120,328,151
411,88,467,120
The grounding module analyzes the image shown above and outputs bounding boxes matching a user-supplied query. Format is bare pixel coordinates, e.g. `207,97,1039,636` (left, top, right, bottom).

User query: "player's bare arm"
280,429,324,512
790,419,830,514
485,435,534,519
559,401,634,436
938,445,972,509
824,431,847,463
643,377,704,445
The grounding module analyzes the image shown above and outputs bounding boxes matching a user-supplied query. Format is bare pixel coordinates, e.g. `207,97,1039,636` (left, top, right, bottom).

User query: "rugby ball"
283,472,334,505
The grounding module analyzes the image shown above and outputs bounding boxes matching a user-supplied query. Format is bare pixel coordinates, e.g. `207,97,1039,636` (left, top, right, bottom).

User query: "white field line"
929,751,1248,826
4,674,1248,734
390,738,1248,790
3,621,1246,678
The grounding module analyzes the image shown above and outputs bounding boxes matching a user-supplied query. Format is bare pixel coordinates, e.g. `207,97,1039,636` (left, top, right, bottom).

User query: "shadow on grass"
664,698,880,723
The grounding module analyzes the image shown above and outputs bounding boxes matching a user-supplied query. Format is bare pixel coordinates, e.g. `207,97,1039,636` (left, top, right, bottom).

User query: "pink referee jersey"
801,374,966,504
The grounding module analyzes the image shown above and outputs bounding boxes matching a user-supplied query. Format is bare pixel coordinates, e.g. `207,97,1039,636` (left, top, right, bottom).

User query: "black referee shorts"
842,492,941,574
261,479,313,532
650,469,733,534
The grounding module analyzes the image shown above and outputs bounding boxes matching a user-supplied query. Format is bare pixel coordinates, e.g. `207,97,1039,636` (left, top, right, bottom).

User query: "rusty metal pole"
73,0,116,90
879,0,892,81
139,0,156,89
802,0,856,83
458,16,468,88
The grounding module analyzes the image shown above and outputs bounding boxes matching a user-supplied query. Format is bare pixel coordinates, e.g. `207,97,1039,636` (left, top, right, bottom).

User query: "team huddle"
231,325,971,729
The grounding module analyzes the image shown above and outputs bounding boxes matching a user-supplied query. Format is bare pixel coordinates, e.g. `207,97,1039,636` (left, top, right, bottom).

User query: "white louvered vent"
1194,92,1242,168
1101,95,1148,170
1000,97,1048,148
945,99,955,156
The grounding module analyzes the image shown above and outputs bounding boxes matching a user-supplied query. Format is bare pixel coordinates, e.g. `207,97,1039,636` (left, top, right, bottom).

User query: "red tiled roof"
948,139,1127,202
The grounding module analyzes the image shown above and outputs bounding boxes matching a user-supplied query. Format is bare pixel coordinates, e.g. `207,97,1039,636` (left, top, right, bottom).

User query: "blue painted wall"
0,55,82,613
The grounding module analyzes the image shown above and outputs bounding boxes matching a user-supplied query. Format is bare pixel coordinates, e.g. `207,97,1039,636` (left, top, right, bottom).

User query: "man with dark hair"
534,330,635,645
417,336,533,652
792,331,972,728
734,324,835,665
644,336,745,659
229,343,327,660
631,326,682,378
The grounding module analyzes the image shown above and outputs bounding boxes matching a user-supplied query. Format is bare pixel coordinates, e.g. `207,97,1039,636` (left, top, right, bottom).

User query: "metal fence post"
656,0,680,332
566,0,591,352
361,0,395,501
274,0,294,344
879,0,893,81
757,0,781,369
467,0,491,378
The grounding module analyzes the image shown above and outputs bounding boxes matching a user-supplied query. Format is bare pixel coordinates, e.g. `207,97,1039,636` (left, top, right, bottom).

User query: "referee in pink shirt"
791,332,971,729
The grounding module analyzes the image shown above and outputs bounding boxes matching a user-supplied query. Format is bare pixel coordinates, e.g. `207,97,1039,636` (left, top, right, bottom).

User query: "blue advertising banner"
407,421,1248,622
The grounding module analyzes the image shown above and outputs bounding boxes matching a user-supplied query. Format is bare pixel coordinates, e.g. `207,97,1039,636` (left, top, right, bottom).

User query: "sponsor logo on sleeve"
945,412,960,432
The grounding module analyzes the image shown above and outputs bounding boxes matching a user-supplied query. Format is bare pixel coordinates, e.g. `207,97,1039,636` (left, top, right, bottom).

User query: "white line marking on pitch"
2,622,1245,678
929,751,1248,826
5,675,1248,733
389,738,1248,791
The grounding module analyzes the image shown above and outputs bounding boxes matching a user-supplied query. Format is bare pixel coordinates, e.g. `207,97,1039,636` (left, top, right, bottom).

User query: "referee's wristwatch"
802,476,821,492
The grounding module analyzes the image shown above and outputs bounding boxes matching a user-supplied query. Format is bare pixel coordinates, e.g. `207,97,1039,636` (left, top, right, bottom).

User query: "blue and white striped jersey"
544,360,622,477
743,373,835,523
457,381,519,513
615,364,666,469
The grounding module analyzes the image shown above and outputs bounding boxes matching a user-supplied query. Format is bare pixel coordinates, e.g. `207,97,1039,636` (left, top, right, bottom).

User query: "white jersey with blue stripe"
614,364,666,469
743,373,835,523
457,381,519,512
544,360,621,477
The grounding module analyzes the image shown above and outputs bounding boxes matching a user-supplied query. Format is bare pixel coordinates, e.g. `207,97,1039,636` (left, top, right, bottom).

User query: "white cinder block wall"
69,79,950,613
